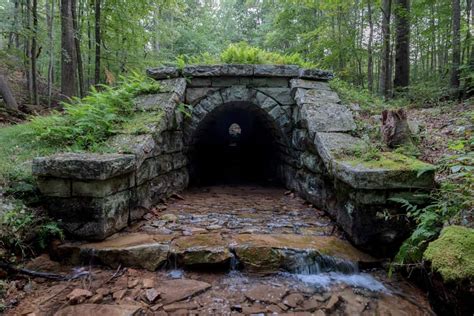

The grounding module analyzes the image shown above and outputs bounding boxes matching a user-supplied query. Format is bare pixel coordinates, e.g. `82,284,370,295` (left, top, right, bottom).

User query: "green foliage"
390,136,473,268
0,200,64,260
28,73,161,150
423,225,474,282
329,79,385,113
220,42,313,67
177,103,193,118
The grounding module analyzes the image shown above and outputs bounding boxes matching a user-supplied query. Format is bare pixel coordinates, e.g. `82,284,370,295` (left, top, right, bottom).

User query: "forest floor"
4,186,434,315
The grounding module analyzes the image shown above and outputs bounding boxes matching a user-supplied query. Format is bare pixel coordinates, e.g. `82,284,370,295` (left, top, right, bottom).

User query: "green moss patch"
120,111,164,135
343,152,434,171
424,225,474,282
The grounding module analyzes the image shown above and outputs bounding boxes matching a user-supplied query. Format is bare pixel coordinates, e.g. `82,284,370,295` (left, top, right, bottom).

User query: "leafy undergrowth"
176,42,315,68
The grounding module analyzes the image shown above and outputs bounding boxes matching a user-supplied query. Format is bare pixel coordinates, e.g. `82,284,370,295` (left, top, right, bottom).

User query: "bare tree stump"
381,109,413,148
0,74,19,112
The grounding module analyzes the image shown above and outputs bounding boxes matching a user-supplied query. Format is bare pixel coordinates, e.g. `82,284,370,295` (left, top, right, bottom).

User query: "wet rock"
142,278,155,289
163,302,199,312
324,295,341,312
244,285,288,304
283,293,304,308
89,293,103,304
156,279,211,304
54,304,142,316
127,279,139,289
113,289,127,301
66,289,92,304
145,288,160,303
64,233,173,271
172,233,233,266
160,213,178,222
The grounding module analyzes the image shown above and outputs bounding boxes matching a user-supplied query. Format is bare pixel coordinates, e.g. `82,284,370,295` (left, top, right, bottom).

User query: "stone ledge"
32,153,136,180
146,64,334,81
313,132,436,190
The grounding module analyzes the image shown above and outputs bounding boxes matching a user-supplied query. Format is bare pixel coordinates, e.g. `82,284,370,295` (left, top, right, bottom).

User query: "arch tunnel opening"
188,102,285,186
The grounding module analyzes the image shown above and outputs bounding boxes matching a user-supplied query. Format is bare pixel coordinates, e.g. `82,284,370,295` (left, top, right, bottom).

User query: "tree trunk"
25,0,33,103
367,0,374,92
0,75,19,112
61,0,78,97
72,0,84,97
31,0,39,105
393,0,410,93
46,0,55,107
380,0,392,99
450,0,461,96
94,0,101,85
382,109,412,148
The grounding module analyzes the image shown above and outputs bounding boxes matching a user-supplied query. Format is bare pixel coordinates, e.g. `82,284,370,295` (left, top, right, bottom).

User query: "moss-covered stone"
343,152,433,171
424,226,474,282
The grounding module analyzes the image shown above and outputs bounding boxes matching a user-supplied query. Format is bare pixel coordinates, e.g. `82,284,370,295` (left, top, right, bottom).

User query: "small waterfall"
230,255,239,271
284,250,387,292
286,250,359,275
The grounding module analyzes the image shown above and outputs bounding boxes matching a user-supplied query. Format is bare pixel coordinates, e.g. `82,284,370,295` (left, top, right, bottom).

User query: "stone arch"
184,86,293,185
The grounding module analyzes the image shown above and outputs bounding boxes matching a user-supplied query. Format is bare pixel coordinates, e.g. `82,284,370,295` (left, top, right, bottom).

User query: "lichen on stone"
423,225,474,282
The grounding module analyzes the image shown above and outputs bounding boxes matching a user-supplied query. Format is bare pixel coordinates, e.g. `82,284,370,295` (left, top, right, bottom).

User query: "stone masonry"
33,64,435,254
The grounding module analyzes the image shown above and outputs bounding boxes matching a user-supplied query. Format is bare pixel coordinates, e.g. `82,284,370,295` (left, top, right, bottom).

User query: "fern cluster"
391,137,474,269
28,73,161,150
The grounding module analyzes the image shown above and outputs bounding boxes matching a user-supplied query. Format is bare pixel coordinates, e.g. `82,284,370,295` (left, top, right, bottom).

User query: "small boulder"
67,289,93,305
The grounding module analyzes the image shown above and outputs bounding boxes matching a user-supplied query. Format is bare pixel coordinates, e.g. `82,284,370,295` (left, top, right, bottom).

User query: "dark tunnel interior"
189,102,283,186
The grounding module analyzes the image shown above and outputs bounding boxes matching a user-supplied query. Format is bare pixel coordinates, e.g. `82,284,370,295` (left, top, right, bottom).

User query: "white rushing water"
288,272,388,293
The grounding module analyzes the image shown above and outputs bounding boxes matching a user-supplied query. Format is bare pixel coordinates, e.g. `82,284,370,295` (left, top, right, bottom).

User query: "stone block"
255,88,294,105
134,92,180,112
32,153,136,180
37,177,71,197
211,76,241,87
108,134,160,167
300,102,356,133
290,79,331,91
146,66,179,79
187,78,212,87
185,87,220,105
183,64,254,77
197,89,223,112
253,65,300,77
314,132,367,166
300,152,324,174
248,77,289,87
157,78,187,97
298,68,334,80
221,86,256,103
45,190,131,240
294,88,341,104
71,173,134,198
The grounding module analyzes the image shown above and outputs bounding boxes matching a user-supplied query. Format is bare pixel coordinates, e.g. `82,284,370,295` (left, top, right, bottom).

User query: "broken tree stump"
381,109,413,148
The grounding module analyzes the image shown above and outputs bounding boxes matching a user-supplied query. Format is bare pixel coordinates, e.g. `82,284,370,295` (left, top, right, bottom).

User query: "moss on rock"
344,152,433,171
424,226,474,282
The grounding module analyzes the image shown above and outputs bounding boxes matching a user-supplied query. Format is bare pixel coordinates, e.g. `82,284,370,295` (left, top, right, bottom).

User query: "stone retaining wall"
33,65,435,254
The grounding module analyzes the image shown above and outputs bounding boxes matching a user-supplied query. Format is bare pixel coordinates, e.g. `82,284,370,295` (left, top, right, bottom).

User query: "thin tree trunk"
380,0,392,99
72,0,84,97
450,0,461,95
367,0,374,92
61,0,78,97
25,0,33,103
94,0,101,85
0,75,19,112
31,0,39,105
393,0,410,93
46,0,55,107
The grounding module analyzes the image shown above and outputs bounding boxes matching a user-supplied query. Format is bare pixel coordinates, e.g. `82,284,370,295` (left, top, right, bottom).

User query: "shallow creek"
6,185,434,315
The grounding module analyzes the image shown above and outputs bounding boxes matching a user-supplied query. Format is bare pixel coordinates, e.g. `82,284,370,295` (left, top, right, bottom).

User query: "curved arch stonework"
32,65,436,255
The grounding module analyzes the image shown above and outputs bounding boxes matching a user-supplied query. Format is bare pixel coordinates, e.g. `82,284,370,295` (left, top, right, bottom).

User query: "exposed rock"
283,293,304,308
142,278,155,289
113,289,127,301
127,279,139,289
147,66,180,79
145,288,160,303
155,279,211,304
172,233,233,266
244,285,288,304
163,302,199,312
54,304,142,316
66,289,92,304
324,295,341,312
89,293,103,304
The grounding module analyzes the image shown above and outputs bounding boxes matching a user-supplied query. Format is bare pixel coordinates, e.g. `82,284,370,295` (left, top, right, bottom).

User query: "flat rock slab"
233,234,375,265
58,233,174,271
54,304,142,316
244,284,288,304
171,233,233,266
32,153,136,180
156,279,212,304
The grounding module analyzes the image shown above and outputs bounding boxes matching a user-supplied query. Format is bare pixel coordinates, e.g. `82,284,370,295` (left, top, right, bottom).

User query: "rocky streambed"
5,186,434,315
